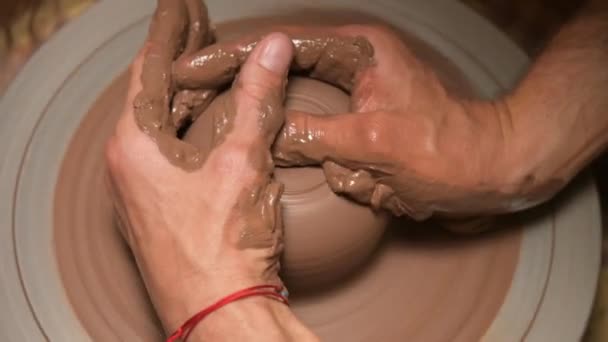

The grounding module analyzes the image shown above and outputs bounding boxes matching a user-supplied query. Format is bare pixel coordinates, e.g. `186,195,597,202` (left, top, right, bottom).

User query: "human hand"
268,25,540,222
105,33,315,340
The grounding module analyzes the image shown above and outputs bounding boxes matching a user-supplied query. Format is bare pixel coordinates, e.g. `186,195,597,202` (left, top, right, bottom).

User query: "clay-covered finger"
295,34,373,91
322,161,420,218
371,184,413,217
134,0,187,135
217,34,293,264
115,48,146,135
273,110,389,169
227,33,294,148
323,161,375,203
169,0,216,126
183,0,212,55
171,89,217,127
173,27,374,92
133,0,217,170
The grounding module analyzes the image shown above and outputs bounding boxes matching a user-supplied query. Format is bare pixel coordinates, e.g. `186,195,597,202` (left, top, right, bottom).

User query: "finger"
324,161,425,218
173,26,373,92
124,0,208,170
322,161,412,217
171,88,217,127
168,0,216,127
171,0,217,129
370,183,427,218
227,32,294,147
115,47,147,135
132,0,188,136
183,0,212,55
273,110,384,168
115,46,199,165
323,161,374,203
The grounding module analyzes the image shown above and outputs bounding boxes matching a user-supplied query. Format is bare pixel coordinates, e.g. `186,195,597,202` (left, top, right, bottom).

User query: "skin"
271,1,608,221
106,0,607,340
135,0,374,172
106,33,318,341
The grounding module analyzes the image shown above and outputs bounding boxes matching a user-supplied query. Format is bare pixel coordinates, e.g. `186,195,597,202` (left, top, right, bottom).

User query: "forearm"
502,0,608,200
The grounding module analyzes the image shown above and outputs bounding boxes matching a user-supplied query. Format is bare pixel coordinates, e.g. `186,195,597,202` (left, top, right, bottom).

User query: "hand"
270,25,537,221
105,33,315,341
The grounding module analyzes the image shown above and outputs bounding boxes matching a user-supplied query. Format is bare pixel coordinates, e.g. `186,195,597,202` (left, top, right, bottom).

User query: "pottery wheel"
0,0,601,341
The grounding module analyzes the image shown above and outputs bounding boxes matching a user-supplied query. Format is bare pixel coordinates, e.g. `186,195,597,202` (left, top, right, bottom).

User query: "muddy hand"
269,25,534,222
134,0,216,149
105,32,295,336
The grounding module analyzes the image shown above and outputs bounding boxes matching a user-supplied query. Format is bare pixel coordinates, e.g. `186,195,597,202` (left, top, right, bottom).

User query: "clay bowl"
0,0,601,341
184,77,389,291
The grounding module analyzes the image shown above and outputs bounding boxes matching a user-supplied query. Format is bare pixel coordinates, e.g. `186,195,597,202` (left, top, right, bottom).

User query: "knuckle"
208,143,251,175
104,137,122,172
234,76,271,103
325,175,345,193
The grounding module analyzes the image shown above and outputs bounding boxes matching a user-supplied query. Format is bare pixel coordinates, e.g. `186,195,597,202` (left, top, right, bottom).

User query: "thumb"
273,110,376,167
229,32,294,147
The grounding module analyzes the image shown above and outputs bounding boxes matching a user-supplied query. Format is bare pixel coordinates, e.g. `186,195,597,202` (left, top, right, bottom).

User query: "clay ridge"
134,0,374,170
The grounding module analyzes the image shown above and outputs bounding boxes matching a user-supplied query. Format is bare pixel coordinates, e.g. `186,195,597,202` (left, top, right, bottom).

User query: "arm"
267,4,608,221
106,34,319,341
502,0,608,205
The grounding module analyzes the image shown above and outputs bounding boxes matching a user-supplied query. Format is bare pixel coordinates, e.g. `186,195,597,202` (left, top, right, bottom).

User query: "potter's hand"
271,25,526,221
105,34,317,341
278,12,608,225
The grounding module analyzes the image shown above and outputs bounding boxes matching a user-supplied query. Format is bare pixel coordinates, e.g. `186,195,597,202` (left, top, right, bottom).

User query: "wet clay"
133,0,207,169
184,77,388,289
54,10,522,342
173,32,373,92
135,0,374,171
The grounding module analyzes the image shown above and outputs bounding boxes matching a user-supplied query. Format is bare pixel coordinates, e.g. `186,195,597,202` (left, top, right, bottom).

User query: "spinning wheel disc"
0,1,600,341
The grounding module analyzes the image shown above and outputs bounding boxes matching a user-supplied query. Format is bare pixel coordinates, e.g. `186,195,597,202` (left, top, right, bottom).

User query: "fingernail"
258,33,293,74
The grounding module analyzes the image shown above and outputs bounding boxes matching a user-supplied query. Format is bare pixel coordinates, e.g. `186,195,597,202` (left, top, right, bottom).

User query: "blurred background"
1,0,604,340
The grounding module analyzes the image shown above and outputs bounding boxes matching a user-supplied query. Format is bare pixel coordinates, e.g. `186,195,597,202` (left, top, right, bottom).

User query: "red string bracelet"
166,284,289,342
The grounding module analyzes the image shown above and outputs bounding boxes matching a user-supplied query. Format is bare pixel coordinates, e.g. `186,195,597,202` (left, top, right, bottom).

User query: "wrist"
133,229,284,333
455,97,554,212
157,273,280,333
185,296,317,342
161,286,318,342
486,95,563,211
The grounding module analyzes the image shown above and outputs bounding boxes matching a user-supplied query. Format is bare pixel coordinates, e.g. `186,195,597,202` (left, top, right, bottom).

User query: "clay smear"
134,0,374,171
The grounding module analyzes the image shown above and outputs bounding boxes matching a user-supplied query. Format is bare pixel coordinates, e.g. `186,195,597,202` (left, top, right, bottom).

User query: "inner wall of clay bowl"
54,11,522,342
